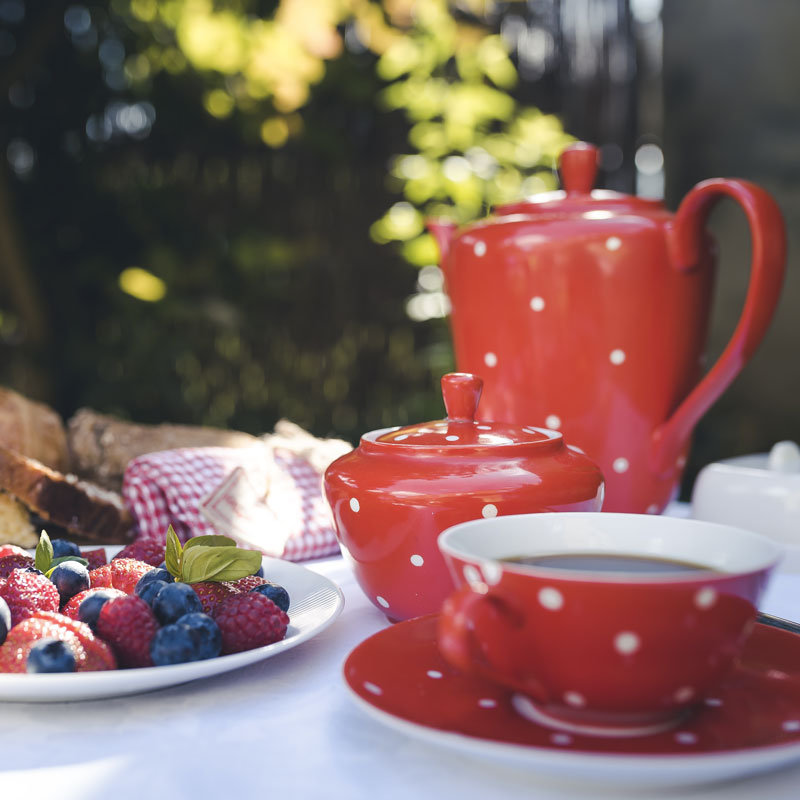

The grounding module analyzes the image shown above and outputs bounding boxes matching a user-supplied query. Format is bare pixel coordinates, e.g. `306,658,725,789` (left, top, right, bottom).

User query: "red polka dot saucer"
343,613,800,787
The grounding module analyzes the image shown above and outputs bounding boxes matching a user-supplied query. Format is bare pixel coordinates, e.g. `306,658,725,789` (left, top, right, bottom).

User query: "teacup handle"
653,179,786,475
437,586,548,703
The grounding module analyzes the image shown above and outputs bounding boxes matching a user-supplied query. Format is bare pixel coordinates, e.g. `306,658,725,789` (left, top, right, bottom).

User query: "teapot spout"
426,219,458,273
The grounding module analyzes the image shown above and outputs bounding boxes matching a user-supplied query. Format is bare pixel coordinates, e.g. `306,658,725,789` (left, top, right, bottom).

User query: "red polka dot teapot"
323,373,603,621
427,142,786,514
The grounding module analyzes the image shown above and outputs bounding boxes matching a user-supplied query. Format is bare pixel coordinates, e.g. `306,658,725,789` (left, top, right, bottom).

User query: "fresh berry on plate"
0,554,35,579
152,582,202,625
82,548,108,571
134,568,174,595
150,623,199,666
0,568,60,626
32,611,117,671
0,613,92,672
114,539,166,568
50,539,82,559
0,596,10,645
137,580,169,608
191,581,238,615
65,587,125,626
179,612,222,660
89,559,152,595
250,581,290,613
0,545,29,559
228,575,267,593
213,592,289,655
96,595,159,668
50,561,91,606
25,638,76,673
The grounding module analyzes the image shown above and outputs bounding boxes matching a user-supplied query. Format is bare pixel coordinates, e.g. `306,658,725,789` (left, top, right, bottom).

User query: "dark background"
0,0,797,500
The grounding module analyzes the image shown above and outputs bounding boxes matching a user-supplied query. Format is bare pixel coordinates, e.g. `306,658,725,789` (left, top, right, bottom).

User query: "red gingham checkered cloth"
122,446,340,561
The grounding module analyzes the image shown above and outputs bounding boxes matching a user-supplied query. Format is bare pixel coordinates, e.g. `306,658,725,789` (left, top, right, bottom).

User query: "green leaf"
165,525,183,579
180,545,262,584
50,556,89,569
184,535,237,550
34,530,53,574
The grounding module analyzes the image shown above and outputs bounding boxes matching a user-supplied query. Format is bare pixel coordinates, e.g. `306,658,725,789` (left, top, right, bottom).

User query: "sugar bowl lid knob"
560,142,599,195
442,373,483,422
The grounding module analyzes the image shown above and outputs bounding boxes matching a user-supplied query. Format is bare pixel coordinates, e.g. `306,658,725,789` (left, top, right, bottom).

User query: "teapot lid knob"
559,142,599,195
441,373,483,422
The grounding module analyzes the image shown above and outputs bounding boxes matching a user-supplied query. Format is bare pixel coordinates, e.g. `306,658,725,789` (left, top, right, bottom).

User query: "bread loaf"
0,387,69,471
0,490,39,548
0,446,134,544
67,408,260,491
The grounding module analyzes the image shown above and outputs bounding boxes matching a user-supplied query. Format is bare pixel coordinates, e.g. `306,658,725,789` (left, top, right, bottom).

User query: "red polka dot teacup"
437,512,782,737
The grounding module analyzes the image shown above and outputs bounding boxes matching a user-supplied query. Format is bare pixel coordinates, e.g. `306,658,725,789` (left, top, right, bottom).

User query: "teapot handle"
652,179,786,475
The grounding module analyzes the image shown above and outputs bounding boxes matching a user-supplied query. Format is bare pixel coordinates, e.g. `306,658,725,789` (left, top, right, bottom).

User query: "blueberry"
78,589,120,632
26,638,76,673
255,564,264,578
0,596,10,645
150,623,201,666
51,539,81,559
250,581,290,613
152,582,202,625
178,612,222,660
135,568,174,596
138,579,169,608
50,561,90,604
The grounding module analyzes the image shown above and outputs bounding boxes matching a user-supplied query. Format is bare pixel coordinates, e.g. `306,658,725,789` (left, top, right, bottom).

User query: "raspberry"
0,614,88,673
96,595,159,668
82,548,108,571
113,539,165,568
62,587,126,621
227,575,267,593
0,545,30,559
0,569,60,626
191,581,238,615
30,611,116,671
0,554,35,579
212,592,289,655
89,559,151,594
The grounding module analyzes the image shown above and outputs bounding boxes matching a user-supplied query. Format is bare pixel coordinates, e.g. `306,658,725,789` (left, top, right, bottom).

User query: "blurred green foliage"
0,0,570,442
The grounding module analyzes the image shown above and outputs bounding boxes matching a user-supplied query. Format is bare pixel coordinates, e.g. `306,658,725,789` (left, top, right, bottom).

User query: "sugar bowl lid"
371,373,560,450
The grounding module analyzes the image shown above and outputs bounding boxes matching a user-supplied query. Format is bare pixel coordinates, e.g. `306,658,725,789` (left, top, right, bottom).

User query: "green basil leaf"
49,556,89,569
165,525,183,579
34,530,53,574
184,535,237,550
181,546,262,584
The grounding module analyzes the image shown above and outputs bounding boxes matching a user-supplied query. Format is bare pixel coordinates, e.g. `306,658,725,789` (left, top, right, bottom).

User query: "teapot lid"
372,373,560,450
493,142,662,217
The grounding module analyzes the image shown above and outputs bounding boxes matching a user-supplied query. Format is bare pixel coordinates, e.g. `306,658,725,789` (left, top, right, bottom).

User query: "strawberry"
191,581,238,615
89,559,151,594
0,569,60,626
29,611,117,671
82,548,108,571
61,587,126,621
113,539,165,567
212,592,289,655
0,554,35,579
0,614,88,673
96,595,159,668
0,545,30,559
227,575,267,593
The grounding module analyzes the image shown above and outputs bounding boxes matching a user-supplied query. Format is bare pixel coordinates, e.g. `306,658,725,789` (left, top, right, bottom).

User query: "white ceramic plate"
0,556,343,702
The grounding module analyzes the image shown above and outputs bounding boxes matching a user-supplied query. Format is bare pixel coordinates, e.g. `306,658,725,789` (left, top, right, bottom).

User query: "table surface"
2,509,800,800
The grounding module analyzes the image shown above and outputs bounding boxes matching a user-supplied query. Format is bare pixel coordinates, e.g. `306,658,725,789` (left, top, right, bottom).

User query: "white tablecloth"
2,511,800,800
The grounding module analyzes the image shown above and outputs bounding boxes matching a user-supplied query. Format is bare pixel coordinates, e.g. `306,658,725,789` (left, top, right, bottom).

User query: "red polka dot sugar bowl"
437,512,783,738
427,142,786,516
323,372,604,622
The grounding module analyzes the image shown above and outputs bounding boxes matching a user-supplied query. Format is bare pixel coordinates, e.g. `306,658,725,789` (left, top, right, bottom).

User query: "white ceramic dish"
0,556,343,702
692,441,800,550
